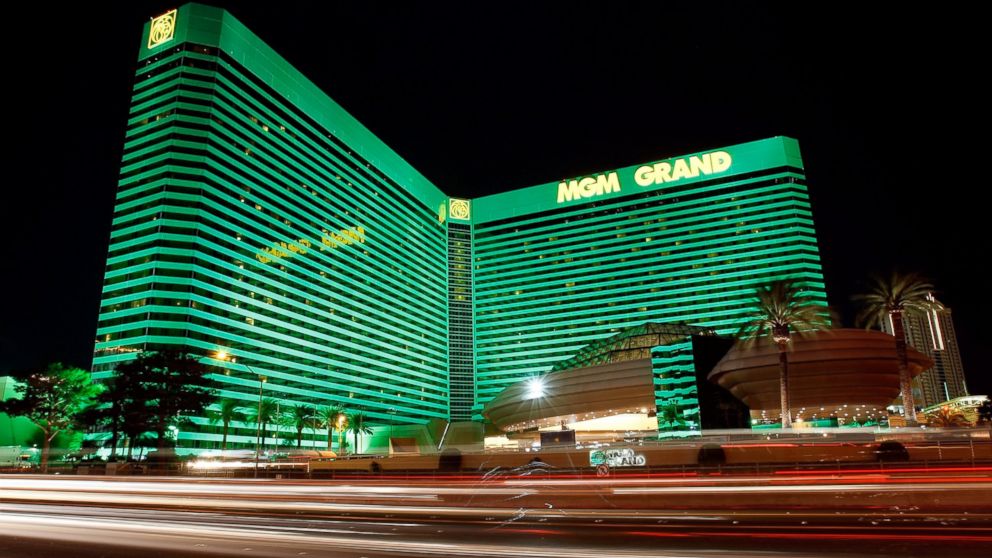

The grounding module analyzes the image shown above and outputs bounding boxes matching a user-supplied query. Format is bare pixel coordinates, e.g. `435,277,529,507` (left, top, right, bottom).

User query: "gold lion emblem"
449,198,470,221
148,10,178,49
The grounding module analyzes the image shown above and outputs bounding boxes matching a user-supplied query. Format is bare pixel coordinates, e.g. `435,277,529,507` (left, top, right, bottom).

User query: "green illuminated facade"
95,4,826,451
471,137,826,417
94,4,450,452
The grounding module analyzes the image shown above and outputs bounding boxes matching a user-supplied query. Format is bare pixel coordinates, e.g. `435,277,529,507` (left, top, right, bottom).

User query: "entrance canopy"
483,358,657,432
483,323,716,433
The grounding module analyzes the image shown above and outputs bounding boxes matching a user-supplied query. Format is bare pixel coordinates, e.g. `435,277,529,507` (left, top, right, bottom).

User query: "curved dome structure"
708,328,931,422
483,359,658,433
483,323,717,434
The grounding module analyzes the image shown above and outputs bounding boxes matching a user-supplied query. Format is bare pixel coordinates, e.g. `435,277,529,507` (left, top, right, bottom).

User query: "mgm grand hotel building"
93,4,827,453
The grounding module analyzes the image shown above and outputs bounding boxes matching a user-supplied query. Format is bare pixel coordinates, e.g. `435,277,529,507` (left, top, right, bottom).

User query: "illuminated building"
93,4,450,452
881,295,968,408
94,4,828,451
471,137,826,419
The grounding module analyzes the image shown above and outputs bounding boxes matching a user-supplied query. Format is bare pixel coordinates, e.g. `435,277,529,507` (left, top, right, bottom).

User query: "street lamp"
254,373,267,478
336,413,347,455
387,407,396,455
214,350,266,478
311,406,320,450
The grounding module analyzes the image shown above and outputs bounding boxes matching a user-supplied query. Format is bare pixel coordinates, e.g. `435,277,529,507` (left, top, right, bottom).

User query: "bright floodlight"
523,377,545,400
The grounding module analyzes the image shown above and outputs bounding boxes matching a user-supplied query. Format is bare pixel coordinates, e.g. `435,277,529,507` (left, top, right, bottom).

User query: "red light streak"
626,531,992,542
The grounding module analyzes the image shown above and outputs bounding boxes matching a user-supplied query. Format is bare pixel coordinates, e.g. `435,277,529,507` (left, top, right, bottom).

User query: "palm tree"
207,399,245,452
855,272,935,425
285,404,314,448
738,279,831,429
926,406,972,428
660,405,684,429
248,397,280,452
347,412,374,454
317,405,344,452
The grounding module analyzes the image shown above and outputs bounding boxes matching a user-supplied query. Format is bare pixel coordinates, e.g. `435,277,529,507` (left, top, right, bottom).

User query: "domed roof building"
708,328,932,424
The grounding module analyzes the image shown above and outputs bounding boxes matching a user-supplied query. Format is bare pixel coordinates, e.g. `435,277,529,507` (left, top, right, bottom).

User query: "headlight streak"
2,467,990,558
0,512,733,558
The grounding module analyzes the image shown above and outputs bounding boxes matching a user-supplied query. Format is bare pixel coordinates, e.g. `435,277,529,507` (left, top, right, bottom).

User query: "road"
2,467,991,557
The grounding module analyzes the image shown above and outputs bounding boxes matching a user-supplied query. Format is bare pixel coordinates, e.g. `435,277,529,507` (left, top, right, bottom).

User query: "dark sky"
1,3,985,394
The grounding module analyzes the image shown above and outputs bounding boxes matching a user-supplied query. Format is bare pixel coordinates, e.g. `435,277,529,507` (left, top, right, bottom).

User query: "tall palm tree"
659,405,685,432
347,411,374,454
248,397,280,452
207,399,245,451
738,279,832,429
285,404,314,448
855,272,935,425
317,405,344,452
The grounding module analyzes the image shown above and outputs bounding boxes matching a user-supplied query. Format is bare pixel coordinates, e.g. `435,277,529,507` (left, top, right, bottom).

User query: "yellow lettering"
634,165,654,186
689,154,712,176
261,227,363,263
557,180,580,203
597,172,620,195
653,162,672,183
711,151,732,172
635,151,733,188
671,158,691,180
578,177,598,198
557,173,621,203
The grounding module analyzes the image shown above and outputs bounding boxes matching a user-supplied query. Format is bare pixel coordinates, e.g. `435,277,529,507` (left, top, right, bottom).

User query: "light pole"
253,372,267,478
387,407,396,456
336,413,347,456
214,351,266,478
311,407,319,449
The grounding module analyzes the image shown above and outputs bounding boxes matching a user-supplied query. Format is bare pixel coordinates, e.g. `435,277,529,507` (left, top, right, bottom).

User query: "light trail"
0,512,677,558
2,469,991,557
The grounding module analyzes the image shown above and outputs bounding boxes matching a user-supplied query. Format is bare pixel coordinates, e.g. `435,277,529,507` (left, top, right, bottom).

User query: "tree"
207,399,245,451
347,412,373,454
855,272,936,425
926,406,972,428
248,397,280,453
317,405,344,453
660,405,684,428
115,350,217,452
738,279,832,429
0,363,102,472
284,404,314,448
79,370,150,461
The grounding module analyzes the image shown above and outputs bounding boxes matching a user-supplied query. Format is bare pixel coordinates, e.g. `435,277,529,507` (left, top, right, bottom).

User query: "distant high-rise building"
882,294,968,407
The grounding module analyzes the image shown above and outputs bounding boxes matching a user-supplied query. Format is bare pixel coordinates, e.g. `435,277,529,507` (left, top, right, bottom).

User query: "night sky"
2,3,985,394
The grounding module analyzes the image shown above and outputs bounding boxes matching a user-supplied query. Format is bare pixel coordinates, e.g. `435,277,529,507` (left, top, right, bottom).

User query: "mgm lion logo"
449,198,470,221
148,9,178,49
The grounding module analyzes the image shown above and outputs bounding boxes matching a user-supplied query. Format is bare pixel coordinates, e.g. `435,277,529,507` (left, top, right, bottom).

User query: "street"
2,467,991,557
